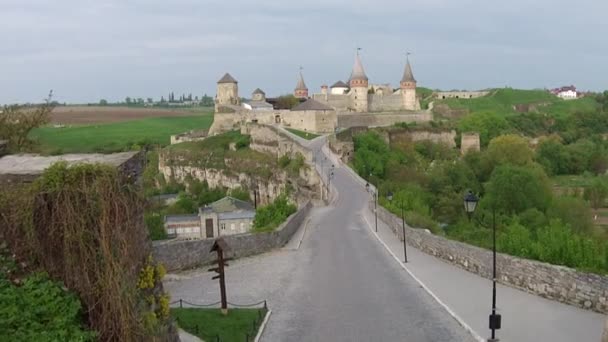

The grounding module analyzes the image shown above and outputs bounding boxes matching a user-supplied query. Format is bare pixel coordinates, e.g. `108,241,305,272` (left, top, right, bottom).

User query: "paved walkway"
351,172,606,342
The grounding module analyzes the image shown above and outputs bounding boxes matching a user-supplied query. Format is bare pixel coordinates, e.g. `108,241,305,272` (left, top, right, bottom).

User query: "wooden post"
209,237,231,315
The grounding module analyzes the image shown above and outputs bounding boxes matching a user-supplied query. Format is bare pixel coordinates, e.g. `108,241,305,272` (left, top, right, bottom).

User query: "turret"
400,58,419,110
349,52,369,112
252,88,265,101
294,70,309,98
320,84,328,95
215,73,239,111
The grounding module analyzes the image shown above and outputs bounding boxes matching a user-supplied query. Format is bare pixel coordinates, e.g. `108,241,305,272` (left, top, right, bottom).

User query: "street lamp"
463,191,501,342
368,173,378,232
463,190,478,221
327,164,335,196
387,191,408,263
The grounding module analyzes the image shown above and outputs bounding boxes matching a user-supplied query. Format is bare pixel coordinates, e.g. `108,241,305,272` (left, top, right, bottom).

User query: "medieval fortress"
209,53,430,135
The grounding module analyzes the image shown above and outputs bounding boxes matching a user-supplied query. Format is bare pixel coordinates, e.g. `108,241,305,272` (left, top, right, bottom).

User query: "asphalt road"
165,137,475,342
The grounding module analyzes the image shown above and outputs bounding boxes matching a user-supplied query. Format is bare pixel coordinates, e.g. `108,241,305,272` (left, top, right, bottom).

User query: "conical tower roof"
350,53,368,82
401,59,416,83
295,71,308,90
217,73,237,84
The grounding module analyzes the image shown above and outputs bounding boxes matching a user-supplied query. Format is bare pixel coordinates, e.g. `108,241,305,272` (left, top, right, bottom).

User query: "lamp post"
327,164,335,197
387,191,408,263
369,173,378,232
463,191,501,342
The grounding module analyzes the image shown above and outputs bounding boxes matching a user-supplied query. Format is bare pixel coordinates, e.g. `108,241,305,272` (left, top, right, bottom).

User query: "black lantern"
463,191,479,220
387,191,394,201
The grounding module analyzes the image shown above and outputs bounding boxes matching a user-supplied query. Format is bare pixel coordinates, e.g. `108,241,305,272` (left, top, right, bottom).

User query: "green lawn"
285,128,320,140
172,308,266,342
434,88,598,117
29,114,214,154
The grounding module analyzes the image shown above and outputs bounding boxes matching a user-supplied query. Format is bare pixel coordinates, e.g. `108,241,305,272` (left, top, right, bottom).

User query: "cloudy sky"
1,0,607,104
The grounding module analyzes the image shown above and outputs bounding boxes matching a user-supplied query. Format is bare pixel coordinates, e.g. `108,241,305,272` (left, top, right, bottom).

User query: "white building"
551,85,578,100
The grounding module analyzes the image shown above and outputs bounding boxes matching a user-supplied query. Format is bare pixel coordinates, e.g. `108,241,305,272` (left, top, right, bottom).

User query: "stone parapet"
373,203,608,314
153,202,312,271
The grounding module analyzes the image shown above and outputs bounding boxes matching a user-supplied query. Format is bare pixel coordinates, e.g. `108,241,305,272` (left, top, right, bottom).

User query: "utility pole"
374,190,378,232
209,238,232,315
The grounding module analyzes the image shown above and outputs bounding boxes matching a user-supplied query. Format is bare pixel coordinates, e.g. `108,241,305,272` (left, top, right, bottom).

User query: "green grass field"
172,308,266,342
285,128,320,140
29,114,214,154
434,88,598,117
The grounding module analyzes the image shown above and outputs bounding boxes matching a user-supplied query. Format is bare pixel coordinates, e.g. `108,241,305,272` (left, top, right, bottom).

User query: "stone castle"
311,53,420,112
209,53,424,135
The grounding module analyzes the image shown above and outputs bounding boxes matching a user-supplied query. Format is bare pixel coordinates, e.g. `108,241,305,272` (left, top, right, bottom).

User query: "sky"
1,0,607,104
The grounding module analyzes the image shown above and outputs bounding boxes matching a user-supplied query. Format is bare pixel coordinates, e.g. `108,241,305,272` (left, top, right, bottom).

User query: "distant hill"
432,88,598,118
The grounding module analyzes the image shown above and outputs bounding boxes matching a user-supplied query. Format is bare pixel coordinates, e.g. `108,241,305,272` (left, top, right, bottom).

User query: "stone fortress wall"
374,203,608,314
153,201,313,271
210,108,337,135
461,132,481,154
368,93,404,112
433,90,490,99
242,123,314,163
311,94,352,111
337,112,432,129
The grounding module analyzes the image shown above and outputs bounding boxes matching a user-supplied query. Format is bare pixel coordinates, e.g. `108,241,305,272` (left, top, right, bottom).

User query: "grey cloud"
0,0,606,103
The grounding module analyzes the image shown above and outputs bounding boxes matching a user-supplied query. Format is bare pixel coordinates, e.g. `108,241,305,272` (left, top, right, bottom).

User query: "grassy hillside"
435,88,598,117
29,114,214,154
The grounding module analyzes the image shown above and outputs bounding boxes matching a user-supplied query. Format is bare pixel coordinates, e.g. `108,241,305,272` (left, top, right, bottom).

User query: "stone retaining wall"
153,202,312,271
337,112,431,129
373,203,608,314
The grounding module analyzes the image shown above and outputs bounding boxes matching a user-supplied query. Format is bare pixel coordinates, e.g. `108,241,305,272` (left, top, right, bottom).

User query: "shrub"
145,213,167,241
253,194,297,232
0,271,97,341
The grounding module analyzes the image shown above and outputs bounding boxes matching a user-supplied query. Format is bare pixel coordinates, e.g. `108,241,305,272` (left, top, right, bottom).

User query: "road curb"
361,212,485,342
254,309,272,342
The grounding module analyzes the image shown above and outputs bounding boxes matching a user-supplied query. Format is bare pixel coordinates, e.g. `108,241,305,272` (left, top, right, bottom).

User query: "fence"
170,299,268,342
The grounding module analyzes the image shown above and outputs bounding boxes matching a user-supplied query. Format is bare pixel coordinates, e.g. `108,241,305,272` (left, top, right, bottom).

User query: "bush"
485,164,552,214
547,196,593,234
145,213,167,241
253,194,297,232
0,271,97,341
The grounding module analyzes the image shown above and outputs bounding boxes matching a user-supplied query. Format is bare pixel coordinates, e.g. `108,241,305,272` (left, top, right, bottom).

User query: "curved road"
166,136,475,341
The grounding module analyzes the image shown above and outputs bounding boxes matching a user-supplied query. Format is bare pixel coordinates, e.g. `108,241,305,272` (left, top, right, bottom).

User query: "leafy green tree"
0,93,54,151
535,138,569,175
485,164,552,214
99,99,108,106
352,131,391,179
457,112,511,147
200,94,214,106
125,97,132,105
485,134,533,167
275,94,301,109
584,178,608,211
547,196,593,234
564,139,597,174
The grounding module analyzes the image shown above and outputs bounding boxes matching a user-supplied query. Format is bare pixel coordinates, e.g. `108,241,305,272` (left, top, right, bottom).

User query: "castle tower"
349,52,369,112
252,88,265,101
215,73,239,111
320,84,328,95
294,70,309,98
400,57,419,110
